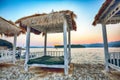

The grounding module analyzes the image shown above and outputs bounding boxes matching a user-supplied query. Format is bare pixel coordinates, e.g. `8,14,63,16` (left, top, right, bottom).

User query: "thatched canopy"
15,10,77,34
92,0,120,26
0,17,24,37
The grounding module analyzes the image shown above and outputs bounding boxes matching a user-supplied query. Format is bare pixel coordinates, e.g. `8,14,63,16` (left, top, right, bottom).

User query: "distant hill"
84,41,120,48
108,41,120,47
84,43,104,47
0,39,13,48
54,44,85,48
54,41,120,48
27,41,120,48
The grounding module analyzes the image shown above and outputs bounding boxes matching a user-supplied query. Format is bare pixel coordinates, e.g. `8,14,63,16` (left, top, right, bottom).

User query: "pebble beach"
1,60,118,80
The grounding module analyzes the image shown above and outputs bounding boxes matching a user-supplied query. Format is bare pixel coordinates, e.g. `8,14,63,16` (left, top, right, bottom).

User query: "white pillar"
44,32,47,56
13,34,17,64
25,27,31,71
68,28,71,64
63,19,68,75
102,24,109,72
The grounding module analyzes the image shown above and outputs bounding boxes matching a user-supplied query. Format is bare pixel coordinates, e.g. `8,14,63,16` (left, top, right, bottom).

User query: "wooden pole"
68,28,71,64
13,34,17,64
63,19,68,75
44,32,47,56
25,27,31,71
102,24,109,72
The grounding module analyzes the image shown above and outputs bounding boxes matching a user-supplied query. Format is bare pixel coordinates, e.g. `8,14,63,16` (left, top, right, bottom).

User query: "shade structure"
93,0,120,25
92,0,120,72
0,17,24,64
15,10,77,34
16,10,77,75
0,17,24,37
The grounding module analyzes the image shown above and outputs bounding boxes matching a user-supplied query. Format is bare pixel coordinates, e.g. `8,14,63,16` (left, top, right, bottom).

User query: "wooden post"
44,32,47,56
25,27,31,71
102,24,109,72
63,19,68,75
68,28,71,64
13,34,17,64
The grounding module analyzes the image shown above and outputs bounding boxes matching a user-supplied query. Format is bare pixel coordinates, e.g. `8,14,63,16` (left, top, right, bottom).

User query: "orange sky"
1,23,120,47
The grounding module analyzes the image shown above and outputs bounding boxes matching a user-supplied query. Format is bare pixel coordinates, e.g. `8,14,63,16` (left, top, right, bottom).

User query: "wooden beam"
99,0,115,20
44,32,47,56
102,24,109,72
108,63,120,72
63,19,68,75
13,34,17,64
28,64,66,68
106,16,120,24
25,27,31,71
104,2,120,23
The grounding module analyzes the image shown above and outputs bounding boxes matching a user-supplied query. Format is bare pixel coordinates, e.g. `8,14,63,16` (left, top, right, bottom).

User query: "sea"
22,48,120,64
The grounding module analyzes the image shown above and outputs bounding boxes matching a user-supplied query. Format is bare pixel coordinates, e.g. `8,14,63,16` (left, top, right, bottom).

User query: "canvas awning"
0,17,24,37
15,10,77,34
92,0,120,25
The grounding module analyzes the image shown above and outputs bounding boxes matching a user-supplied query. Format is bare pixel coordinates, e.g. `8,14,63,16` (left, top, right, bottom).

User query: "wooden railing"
46,51,64,56
29,51,64,59
109,52,120,67
0,50,22,63
29,52,43,59
0,50,13,63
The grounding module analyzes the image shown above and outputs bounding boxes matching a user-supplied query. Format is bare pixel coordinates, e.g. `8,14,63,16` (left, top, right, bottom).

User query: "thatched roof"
15,10,77,34
0,17,24,37
92,0,120,26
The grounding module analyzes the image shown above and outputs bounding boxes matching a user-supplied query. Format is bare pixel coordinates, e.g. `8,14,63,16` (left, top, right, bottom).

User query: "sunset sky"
0,0,120,47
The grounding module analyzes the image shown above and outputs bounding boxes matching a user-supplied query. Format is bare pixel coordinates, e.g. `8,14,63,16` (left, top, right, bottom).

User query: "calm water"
22,48,120,64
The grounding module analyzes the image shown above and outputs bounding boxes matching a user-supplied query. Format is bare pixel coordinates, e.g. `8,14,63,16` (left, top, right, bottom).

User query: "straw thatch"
15,10,77,34
0,17,24,37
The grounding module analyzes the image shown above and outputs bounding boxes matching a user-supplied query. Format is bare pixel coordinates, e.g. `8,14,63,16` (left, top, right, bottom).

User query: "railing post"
110,53,112,64
117,53,119,66
113,53,115,65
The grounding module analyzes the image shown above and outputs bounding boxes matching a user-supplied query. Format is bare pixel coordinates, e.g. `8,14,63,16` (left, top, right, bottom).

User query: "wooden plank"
104,3,120,23
99,0,115,20
108,63,120,72
28,64,66,68
25,27,31,71
106,16,120,24
102,24,109,72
